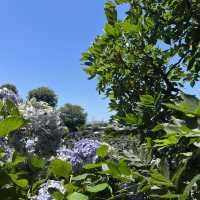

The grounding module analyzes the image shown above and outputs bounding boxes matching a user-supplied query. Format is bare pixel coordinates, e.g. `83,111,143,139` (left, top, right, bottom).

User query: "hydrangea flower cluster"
56,139,101,171
0,137,14,162
73,139,101,163
8,99,67,158
0,88,19,104
25,138,38,153
31,180,65,200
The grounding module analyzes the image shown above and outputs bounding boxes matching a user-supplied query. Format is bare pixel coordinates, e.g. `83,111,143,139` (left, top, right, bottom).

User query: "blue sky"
0,1,199,121
0,0,111,121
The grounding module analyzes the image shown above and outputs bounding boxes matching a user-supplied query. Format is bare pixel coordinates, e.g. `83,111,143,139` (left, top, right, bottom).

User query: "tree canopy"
28,87,58,107
59,103,87,131
0,83,18,95
82,0,200,127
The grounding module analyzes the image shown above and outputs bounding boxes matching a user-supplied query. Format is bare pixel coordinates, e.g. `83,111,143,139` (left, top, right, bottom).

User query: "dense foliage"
82,0,200,128
59,104,87,131
81,0,200,199
28,87,58,107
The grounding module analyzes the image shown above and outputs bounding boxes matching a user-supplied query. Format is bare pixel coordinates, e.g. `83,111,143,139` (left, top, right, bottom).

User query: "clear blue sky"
0,0,111,121
0,1,199,121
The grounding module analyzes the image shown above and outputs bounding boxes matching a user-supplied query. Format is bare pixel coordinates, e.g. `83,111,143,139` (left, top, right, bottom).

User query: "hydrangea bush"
8,98,68,158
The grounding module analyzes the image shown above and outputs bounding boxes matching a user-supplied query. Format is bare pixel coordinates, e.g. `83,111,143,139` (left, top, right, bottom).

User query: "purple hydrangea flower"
73,139,101,159
56,139,101,172
0,88,19,104
71,139,100,171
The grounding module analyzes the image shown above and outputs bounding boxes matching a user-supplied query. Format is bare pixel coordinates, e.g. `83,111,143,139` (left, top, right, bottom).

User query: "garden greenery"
0,0,200,199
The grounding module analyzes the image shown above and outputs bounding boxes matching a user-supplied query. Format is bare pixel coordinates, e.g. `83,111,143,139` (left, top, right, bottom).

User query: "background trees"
59,103,87,132
28,87,58,107
0,83,18,95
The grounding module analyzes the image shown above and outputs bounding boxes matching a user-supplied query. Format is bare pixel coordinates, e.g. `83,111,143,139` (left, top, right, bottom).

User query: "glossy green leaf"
49,160,72,179
52,191,64,200
71,173,89,181
30,155,45,169
96,144,109,158
0,116,24,136
67,192,88,200
12,153,27,166
9,174,28,188
118,160,131,176
86,183,108,193
83,163,102,169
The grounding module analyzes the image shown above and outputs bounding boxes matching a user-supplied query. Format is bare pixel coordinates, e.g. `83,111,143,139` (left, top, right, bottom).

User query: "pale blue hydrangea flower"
31,180,65,200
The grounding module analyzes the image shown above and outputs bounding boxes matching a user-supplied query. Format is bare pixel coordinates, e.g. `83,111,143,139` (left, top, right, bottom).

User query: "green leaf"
154,133,179,149
151,193,179,199
49,160,72,179
6,99,20,116
139,95,155,107
160,158,170,179
163,92,200,116
67,192,88,200
106,161,121,177
52,191,64,200
0,100,3,112
118,160,131,176
12,153,27,166
83,163,102,169
104,24,116,37
30,155,45,169
71,173,89,181
148,170,174,188
9,174,28,188
122,21,139,33
172,160,187,187
65,183,77,194
96,144,109,158
0,116,24,136
122,113,142,125
86,183,108,193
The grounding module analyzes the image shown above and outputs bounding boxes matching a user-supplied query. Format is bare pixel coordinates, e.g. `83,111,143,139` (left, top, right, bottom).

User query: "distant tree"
0,83,18,94
59,103,87,131
28,87,58,107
